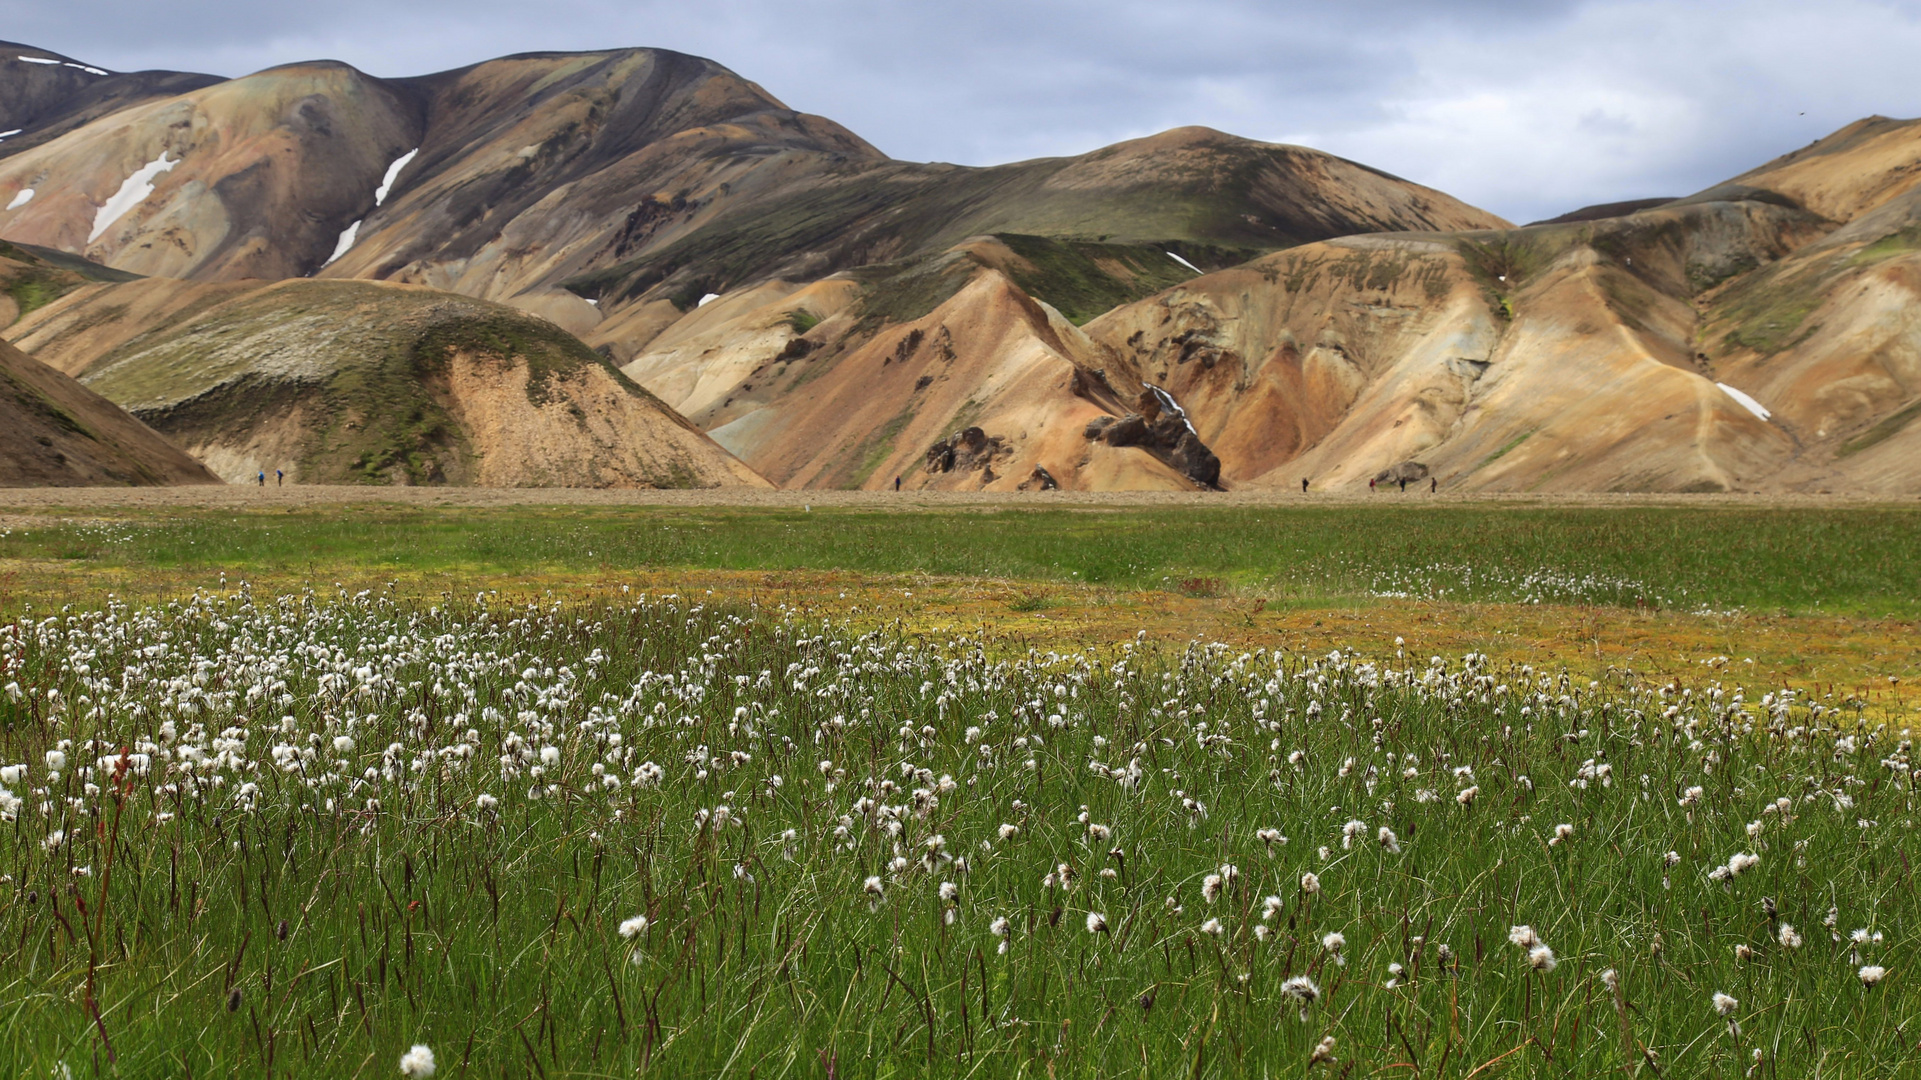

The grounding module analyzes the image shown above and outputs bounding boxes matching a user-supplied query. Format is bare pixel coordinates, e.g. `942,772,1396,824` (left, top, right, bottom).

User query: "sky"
9,0,1921,223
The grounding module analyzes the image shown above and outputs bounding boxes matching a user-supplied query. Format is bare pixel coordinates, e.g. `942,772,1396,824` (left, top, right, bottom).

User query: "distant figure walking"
257,470,266,487
1430,477,1437,493
1301,477,1309,493
1398,477,1407,493
276,469,284,487
894,475,901,492
1369,477,1377,492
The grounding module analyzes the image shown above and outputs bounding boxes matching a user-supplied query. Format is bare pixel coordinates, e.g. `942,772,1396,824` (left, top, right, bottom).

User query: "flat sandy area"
0,484,1915,512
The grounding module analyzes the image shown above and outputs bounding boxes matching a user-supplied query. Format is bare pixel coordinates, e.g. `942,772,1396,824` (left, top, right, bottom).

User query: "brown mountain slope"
8,278,769,489
1081,118,1921,493
616,239,1226,492
0,44,222,161
0,335,216,486
0,47,882,299
0,61,424,280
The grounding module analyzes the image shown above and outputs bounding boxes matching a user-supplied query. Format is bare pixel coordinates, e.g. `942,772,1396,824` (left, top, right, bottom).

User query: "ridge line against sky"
8,0,1921,224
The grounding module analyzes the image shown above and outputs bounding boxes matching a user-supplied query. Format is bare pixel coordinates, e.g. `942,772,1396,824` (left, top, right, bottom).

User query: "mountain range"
1,39,1917,493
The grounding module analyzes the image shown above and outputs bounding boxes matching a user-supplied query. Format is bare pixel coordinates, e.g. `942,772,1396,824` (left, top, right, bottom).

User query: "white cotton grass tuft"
1714,991,1739,1015
1300,872,1321,895
398,1044,436,1077
1527,944,1557,972
1309,1034,1337,1065
1377,826,1401,854
618,914,648,939
1549,823,1574,846
1085,911,1108,934
1200,917,1224,937
1776,923,1802,949
1280,975,1321,1020
1201,873,1224,903
1508,925,1540,949
1859,965,1888,987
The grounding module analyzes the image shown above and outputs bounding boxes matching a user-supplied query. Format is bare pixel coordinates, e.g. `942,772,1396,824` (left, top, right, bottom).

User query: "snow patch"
1716,382,1771,422
373,148,417,206
0,130,21,141
88,151,178,243
1144,383,1197,435
1166,251,1202,274
6,189,33,211
584,298,598,306
324,220,362,266
16,56,59,66
64,63,109,76
697,292,720,307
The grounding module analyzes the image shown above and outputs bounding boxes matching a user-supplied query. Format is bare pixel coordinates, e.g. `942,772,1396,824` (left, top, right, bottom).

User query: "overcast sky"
10,0,1921,223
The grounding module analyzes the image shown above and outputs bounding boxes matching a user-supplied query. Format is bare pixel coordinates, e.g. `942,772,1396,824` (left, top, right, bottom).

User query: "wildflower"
475,793,498,812
1776,923,1802,949
1256,827,1286,851
333,735,355,755
1261,895,1283,921
1086,823,1111,843
1713,992,1741,1036
1679,786,1704,807
398,1044,436,1078
1859,965,1888,987
1727,852,1760,876
1341,819,1366,849
1254,924,1271,942
42,830,64,853
1735,944,1754,961
862,876,884,900
939,881,959,903
1322,931,1346,964
1385,962,1405,988
1377,826,1401,853
1549,823,1574,846
1200,917,1224,937
1201,873,1224,903
1456,786,1479,806
998,823,1018,840
1309,1035,1337,1065
1300,872,1321,895
1508,925,1540,949
1664,851,1682,867
44,749,66,772
619,915,648,939
1086,911,1108,934
1526,944,1557,972
1600,968,1619,993
1279,975,1321,1019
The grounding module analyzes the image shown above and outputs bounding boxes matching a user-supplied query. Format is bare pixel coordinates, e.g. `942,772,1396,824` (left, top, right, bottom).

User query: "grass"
0,580,1913,1077
2,503,1917,618
992,235,1260,325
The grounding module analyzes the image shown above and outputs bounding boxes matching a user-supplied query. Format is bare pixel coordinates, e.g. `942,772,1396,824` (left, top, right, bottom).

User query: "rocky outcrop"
1082,390,1222,489
924,426,1010,479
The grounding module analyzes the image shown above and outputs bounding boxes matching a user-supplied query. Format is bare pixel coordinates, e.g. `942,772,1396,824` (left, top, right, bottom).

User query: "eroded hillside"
12,278,769,488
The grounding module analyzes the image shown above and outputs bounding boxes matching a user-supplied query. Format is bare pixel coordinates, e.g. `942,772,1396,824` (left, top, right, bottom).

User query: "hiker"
1430,477,1437,493
257,470,266,487
1398,477,1407,493
276,469,284,487
1301,477,1309,493
894,475,901,492
1370,477,1377,493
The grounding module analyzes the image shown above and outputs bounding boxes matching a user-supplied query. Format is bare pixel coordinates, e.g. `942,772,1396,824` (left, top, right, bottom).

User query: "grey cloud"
7,0,1921,222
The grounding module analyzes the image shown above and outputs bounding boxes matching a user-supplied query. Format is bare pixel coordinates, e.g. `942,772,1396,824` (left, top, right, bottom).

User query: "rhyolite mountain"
2,41,1916,492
